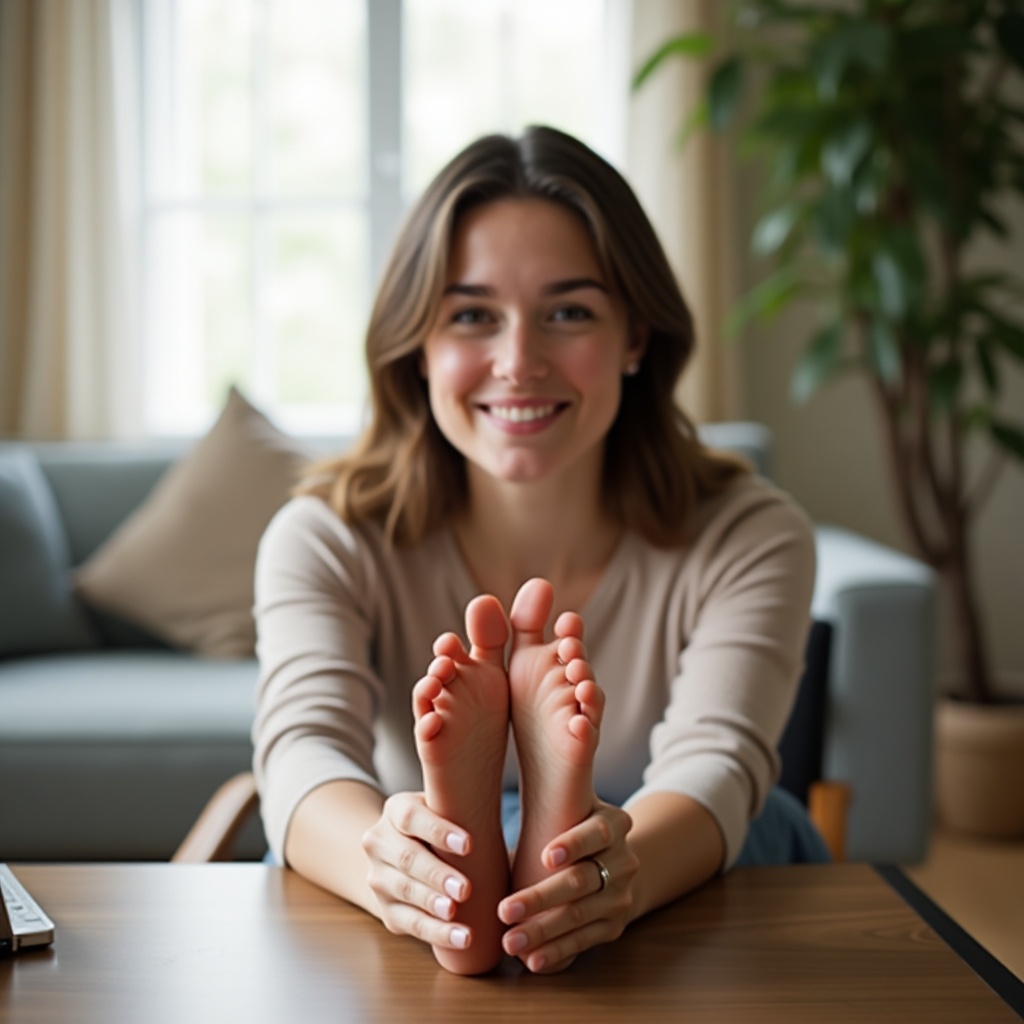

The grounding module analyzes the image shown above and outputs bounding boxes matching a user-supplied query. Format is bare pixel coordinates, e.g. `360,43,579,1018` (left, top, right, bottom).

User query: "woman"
252,126,820,976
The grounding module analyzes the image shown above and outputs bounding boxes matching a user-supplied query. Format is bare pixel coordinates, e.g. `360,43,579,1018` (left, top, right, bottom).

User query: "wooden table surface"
1,863,1019,1023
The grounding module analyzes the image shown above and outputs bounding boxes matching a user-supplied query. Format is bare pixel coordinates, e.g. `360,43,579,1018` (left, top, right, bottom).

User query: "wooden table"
1,864,1020,1023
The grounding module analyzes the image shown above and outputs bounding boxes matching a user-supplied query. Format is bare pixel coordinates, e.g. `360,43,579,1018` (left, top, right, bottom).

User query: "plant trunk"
871,355,996,705
942,530,995,703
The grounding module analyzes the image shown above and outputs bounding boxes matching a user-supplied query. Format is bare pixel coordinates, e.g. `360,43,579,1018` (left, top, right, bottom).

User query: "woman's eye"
551,304,594,323
451,307,492,326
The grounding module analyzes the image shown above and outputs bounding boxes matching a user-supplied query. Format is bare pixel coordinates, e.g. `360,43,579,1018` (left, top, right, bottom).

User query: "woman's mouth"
479,401,568,430
487,403,557,423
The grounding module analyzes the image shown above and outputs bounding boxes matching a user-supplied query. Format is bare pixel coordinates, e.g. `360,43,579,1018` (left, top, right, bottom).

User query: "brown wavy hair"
298,125,747,545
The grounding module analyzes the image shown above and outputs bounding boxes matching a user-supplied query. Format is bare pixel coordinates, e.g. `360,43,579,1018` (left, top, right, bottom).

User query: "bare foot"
413,594,511,975
507,578,603,892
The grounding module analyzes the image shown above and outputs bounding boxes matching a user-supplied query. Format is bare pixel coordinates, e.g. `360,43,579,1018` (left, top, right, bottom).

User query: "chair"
172,771,261,864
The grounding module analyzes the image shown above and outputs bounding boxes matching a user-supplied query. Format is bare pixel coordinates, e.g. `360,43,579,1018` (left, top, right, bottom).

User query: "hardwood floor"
904,826,1024,982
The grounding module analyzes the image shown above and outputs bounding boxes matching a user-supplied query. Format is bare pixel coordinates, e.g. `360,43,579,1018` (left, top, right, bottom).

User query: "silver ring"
591,857,611,892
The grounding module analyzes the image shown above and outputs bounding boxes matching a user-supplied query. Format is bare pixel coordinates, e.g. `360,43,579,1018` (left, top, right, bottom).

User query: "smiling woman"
252,126,824,978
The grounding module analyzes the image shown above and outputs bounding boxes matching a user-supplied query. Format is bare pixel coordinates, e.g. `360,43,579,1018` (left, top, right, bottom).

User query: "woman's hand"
360,791,477,952
497,799,637,973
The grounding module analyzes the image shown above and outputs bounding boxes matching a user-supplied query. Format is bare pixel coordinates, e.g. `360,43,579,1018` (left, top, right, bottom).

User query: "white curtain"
626,0,741,423
0,0,141,439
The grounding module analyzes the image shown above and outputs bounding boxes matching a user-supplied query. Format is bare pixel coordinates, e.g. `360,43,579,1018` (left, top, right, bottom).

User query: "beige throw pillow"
75,387,312,658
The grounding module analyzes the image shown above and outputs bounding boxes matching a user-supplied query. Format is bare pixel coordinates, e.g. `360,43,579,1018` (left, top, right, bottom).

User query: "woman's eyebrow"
441,277,609,298
543,277,609,296
442,283,494,297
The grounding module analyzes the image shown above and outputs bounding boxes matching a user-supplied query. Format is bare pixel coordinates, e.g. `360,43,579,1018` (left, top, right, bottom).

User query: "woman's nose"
492,318,547,383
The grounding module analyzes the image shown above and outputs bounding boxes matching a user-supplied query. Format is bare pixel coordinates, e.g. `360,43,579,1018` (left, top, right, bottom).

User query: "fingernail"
503,900,526,923
505,931,528,955
549,846,567,867
444,876,464,901
446,832,468,855
433,895,453,919
450,927,470,949
530,954,547,972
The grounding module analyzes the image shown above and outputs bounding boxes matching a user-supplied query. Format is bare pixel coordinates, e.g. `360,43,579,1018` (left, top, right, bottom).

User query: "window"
141,0,629,436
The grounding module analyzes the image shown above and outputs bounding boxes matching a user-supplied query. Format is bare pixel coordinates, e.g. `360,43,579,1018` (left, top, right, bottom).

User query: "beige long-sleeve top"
252,474,816,868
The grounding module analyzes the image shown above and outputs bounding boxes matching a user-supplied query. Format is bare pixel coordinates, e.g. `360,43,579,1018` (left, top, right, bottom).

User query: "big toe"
465,594,509,666
510,577,554,646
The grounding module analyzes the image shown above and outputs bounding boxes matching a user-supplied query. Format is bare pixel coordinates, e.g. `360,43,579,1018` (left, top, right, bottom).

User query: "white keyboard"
1,863,55,951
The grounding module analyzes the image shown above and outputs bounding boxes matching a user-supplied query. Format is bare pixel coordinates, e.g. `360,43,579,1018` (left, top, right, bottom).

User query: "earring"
624,361,640,377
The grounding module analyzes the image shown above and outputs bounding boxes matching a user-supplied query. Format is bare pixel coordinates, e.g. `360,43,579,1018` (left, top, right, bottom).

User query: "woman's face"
421,198,643,489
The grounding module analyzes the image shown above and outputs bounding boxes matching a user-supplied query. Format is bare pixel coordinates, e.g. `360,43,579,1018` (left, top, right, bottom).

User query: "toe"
427,655,457,682
415,711,444,742
510,578,554,646
412,674,443,719
465,594,509,666
556,636,586,665
553,611,585,640
433,632,470,663
564,658,593,684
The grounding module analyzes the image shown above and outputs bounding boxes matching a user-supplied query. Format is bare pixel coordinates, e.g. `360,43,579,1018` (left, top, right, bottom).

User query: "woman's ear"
623,324,649,375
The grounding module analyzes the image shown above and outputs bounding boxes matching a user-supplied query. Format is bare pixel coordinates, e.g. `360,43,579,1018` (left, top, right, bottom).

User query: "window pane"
268,211,369,412
267,0,367,196
141,0,619,437
403,0,606,197
145,213,253,434
145,0,256,198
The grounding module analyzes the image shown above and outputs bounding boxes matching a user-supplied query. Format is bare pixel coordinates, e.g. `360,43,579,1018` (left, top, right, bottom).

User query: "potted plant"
635,0,1024,837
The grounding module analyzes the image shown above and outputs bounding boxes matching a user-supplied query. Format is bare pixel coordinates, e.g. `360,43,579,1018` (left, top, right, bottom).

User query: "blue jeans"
500,786,831,866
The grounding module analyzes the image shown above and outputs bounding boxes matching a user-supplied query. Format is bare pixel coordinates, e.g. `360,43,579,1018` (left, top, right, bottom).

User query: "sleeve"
251,497,386,864
625,489,817,868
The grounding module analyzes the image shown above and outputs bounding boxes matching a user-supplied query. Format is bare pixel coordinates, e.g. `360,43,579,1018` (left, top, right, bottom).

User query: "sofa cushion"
74,387,311,658
0,650,259,738
0,450,99,656
0,650,264,860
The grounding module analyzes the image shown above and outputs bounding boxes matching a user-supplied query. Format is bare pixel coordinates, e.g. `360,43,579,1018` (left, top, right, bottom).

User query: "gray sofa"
0,424,937,863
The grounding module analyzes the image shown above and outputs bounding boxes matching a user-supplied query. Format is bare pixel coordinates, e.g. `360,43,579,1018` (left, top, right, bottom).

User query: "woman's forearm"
284,779,386,918
625,791,725,922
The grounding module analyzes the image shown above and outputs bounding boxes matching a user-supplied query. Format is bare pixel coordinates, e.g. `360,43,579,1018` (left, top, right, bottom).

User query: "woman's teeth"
489,405,556,423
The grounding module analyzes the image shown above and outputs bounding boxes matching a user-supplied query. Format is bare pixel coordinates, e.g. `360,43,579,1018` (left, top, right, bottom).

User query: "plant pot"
934,696,1024,839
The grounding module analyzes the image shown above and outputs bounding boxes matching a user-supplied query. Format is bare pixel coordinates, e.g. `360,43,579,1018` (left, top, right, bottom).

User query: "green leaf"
754,104,828,142
853,152,888,215
976,339,999,395
810,20,892,99
990,320,1024,361
868,318,901,385
995,11,1024,72
871,230,926,319
929,360,964,412
674,98,710,148
813,188,856,252
964,405,992,434
990,421,1024,463
727,267,802,337
791,321,846,402
632,33,714,90
708,56,745,131
822,119,873,187
978,204,1009,238
872,251,909,318
751,203,803,255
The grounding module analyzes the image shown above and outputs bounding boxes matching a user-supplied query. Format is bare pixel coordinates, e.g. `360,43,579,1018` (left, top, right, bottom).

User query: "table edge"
874,863,1024,1017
